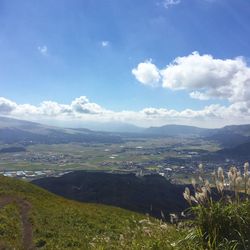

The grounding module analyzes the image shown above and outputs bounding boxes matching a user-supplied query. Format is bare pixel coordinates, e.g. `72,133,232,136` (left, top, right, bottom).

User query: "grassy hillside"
0,176,191,249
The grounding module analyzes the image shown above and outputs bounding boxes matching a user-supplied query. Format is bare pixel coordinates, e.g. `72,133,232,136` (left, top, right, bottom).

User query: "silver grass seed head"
211,170,217,182
201,186,208,199
244,162,249,177
228,166,237,182
185,187,190,196
195,192,201,202
228,171,233,181
244,162,249,170
183,191,189,201
191,178,196,189
237,170,241,177
183,187,191,204
204,179,211,193
198,163,203,171
190,195,198,204
217,167,224,180
236,176,243,187
247,178,250,192
195,191,206,204
216,180,224,193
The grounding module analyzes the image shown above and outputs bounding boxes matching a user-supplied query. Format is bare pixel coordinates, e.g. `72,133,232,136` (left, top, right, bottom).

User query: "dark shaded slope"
220,124,250,136
215,141,250,159
203,124,250,147
32,172,188,220
0,146,26,153
205,131,250,148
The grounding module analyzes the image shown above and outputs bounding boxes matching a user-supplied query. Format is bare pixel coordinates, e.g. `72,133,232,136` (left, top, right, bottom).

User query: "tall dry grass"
182,163,250,250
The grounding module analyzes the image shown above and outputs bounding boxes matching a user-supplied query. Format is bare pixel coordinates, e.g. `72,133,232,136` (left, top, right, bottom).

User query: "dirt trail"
0,196,34,249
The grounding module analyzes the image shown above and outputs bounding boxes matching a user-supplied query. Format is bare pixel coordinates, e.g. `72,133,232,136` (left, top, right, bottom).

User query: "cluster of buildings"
0,170,72,179
0,152,78,165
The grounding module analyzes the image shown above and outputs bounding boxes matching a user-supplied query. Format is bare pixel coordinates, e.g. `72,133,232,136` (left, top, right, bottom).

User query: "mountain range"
0,116,122,144
1,116,250,149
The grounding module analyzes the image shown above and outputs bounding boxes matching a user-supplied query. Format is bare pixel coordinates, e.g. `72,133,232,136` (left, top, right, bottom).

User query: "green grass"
0,203,22,247
0,175,195,249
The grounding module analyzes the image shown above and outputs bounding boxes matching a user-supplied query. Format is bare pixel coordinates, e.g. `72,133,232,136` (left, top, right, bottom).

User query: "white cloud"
163,0,181,9
2,96,250,128
132,60,161,87
71,96,105,114
0,97,17,114
101,41,110,47
133,52,250,105
160,52,250,103
38,45,48,56
1,96,109,119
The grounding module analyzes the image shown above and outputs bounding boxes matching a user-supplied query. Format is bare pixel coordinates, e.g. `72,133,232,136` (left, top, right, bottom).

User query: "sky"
1,0,250,128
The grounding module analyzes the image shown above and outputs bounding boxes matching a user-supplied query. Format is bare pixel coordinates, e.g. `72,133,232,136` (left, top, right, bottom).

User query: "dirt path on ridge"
0,196,34,249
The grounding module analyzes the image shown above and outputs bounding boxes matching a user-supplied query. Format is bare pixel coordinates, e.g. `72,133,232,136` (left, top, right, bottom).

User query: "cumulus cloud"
0,97,17,114
39,101,72,116
132,60,161,87
71,96,105,114
2,96,250,128
38,45,48,56
133,52,250,104
0,96,108,119
161,52,250,103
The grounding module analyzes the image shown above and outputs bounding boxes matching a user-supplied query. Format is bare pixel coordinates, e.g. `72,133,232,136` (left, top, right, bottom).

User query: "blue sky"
1,0,250,128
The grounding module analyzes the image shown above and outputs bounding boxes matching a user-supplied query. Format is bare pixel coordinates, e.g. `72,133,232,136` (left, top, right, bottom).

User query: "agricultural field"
0,136,222,182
